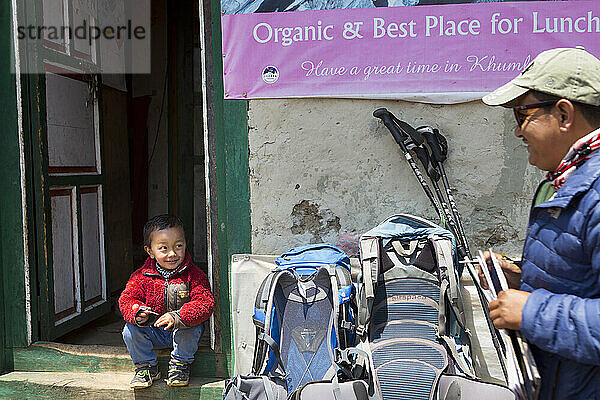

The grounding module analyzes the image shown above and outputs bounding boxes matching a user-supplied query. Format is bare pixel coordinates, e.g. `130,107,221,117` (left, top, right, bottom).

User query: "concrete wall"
248,98,543,258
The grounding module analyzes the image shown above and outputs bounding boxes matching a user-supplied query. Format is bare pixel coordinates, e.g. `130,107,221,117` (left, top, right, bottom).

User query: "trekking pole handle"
411,141,441,183
374,110,440,184
391,115,424,146
374,108,444,221
396,121,441,183
373,108,408,149
433,128,448,158
419,126,447,164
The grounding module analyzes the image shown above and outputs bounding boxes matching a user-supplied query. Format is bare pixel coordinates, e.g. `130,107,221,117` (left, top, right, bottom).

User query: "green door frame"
0,264,4,372
202,0,252,375
0,0,34,356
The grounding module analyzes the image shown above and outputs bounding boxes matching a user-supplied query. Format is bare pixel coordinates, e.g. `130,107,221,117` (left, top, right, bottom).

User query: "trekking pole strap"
420,126,447,164
406,141,441,182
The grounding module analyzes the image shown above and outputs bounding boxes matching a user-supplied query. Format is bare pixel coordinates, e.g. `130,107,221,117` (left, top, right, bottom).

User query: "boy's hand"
478,251,522,290
133,305,153,324
135,311,149,324
155,313,175,330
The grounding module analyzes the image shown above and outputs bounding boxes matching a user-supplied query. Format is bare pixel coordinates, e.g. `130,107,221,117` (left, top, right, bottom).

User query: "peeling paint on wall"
290,200,341,243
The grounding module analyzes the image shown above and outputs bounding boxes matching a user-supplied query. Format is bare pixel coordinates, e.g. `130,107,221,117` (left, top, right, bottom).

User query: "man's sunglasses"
512,100,558,128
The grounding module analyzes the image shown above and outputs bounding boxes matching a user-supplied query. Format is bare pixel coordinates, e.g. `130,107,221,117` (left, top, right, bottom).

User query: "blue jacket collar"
537,149,600,209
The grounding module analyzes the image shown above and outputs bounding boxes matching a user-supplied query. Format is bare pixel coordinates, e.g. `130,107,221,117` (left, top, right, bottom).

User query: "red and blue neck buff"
547,128,600,190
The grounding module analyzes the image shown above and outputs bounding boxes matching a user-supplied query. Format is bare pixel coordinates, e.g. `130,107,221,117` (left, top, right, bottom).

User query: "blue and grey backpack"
251,243,356,394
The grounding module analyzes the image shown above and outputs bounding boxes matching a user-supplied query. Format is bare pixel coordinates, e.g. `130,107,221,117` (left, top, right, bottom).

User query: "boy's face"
144,226,186,270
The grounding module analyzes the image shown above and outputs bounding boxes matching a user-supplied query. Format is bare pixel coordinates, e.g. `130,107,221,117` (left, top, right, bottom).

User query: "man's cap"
482,46,600,107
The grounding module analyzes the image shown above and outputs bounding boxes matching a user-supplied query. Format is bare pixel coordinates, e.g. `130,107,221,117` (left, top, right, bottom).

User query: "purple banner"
221,1,600,101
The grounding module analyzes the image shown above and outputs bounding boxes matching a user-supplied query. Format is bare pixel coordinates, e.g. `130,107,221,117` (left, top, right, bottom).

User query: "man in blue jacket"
482,47,600,399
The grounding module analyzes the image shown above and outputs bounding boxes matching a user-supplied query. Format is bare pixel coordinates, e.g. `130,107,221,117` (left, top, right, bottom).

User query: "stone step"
12,342,228,378
0,371,225,400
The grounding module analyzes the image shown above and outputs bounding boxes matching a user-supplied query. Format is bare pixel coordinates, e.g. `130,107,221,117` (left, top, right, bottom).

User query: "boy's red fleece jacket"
119,253,214,327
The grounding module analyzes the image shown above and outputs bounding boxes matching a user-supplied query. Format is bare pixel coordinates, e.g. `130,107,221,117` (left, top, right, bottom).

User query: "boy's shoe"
130,364,160,389
166,360,191,387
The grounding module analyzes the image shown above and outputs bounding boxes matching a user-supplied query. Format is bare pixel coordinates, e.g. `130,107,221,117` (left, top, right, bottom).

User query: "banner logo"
262,66,279,84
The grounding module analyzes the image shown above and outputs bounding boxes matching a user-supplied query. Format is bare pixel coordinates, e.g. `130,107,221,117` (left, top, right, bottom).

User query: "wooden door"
28,0,110,339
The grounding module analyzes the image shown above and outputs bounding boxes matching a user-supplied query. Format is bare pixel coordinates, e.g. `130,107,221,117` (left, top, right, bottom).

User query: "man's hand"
155,313,175,330
478,251,522,290
488,289,530,330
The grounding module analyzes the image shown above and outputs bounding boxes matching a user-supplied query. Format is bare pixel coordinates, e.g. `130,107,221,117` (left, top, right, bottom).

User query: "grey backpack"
223,375,288,400
357,214,516,400
289,380,375,400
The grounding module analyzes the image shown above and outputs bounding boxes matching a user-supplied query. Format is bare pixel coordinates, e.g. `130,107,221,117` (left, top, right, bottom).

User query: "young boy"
119,214,214,389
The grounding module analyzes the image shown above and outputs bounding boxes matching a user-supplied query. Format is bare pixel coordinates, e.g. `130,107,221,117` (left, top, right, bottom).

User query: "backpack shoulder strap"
333,265,355,341
325,265,342,348
334,265,352,287
251,271,277,374
253,272,277,329
430,235,466,328
252,270,288,375
357,237,379,336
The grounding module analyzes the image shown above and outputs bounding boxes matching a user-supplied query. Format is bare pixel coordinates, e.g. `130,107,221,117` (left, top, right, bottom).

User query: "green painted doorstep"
0,371,224,400
12,343,229,378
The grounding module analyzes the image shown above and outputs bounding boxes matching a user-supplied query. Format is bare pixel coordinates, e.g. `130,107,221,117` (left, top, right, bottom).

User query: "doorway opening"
28,0,211,352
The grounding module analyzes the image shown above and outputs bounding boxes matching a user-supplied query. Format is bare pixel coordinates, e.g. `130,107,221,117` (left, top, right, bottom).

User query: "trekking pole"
382,111,468,260
391,118,470,260
373,108,444,223
419,126,473,259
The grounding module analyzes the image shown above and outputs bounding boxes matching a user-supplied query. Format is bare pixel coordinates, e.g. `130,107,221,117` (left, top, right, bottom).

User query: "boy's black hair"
143,214,186,247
